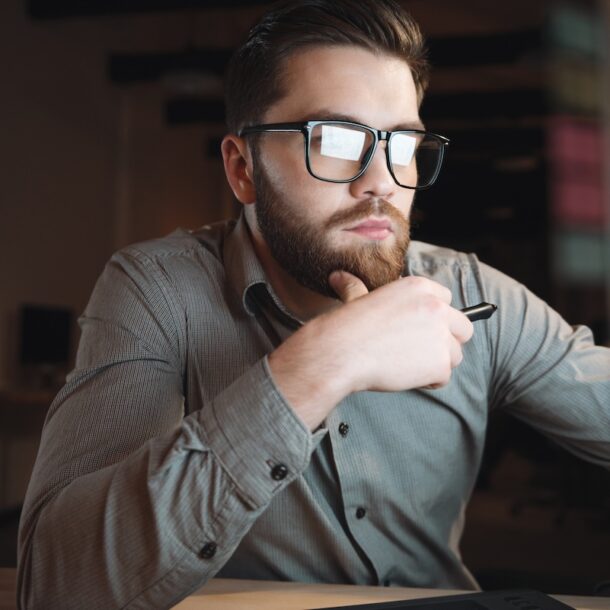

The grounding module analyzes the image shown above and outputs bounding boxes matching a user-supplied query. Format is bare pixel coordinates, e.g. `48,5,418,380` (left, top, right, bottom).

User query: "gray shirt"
18,215,610,609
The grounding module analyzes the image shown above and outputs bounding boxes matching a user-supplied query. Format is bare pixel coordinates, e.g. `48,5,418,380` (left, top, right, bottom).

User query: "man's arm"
481,262,610,466
17,250,314,610
18,250,474,609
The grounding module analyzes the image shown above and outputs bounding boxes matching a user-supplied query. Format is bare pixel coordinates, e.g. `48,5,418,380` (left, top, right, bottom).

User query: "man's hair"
225,0,429,134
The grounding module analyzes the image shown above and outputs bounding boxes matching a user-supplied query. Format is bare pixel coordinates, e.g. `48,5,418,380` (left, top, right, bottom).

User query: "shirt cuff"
198,356,315,508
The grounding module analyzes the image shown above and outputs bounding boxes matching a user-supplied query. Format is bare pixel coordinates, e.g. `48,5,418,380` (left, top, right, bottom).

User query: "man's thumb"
329,270,369,302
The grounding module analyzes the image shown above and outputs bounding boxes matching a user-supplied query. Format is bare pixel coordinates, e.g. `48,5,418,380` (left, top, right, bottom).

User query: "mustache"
325,198,408,230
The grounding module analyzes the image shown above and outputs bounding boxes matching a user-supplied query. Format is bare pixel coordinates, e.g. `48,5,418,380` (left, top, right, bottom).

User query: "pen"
460,302,498,322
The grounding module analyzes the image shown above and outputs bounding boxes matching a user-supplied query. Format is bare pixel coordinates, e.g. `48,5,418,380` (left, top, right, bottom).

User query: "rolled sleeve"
199,357,314,508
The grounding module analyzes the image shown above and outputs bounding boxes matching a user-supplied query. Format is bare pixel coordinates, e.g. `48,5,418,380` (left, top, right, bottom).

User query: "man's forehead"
266,45,420,128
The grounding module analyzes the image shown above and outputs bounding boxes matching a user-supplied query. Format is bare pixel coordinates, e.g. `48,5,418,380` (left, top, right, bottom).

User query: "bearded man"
18,1,610,608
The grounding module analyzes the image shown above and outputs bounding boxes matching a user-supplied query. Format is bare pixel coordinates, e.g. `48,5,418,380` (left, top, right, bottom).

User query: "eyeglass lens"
308,123,441,188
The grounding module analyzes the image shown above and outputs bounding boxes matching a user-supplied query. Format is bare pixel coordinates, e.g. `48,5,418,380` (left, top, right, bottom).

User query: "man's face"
250,45,421,297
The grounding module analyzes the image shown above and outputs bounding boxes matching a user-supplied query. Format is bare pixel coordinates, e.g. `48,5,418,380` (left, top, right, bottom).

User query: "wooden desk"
1,570,609,610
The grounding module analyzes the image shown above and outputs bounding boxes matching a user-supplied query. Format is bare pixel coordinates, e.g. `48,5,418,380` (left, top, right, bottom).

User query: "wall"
0,3,258,390
0,1,116,387
0,2,254,507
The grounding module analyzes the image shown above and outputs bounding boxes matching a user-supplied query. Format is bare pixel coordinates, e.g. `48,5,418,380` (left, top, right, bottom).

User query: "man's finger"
329,270,369,303
449,308,474,344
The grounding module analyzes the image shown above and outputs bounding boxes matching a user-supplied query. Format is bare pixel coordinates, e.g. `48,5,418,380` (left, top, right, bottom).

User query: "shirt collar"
222,213,267,316
223,213,300,326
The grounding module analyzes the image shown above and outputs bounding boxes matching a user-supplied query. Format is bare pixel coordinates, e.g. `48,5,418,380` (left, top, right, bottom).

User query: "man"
18,1,609,608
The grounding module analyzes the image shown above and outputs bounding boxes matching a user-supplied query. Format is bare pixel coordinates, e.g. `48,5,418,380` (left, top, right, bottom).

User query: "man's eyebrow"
298,111,425,131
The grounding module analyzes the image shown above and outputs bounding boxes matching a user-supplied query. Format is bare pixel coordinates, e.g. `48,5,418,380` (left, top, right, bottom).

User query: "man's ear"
221,134,256,205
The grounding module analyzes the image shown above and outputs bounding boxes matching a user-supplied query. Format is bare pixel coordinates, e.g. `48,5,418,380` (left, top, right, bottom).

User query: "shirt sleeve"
478,260,610,467
17,248,316,610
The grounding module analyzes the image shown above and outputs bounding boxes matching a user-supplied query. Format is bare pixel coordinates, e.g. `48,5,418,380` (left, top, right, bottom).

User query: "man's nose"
349,142,396,199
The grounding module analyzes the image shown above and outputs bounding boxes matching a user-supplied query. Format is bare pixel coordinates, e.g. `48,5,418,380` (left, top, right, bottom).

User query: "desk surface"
1,571,609,610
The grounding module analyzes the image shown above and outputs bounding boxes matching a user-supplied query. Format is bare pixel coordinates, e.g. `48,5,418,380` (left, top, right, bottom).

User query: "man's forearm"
18,359,313,609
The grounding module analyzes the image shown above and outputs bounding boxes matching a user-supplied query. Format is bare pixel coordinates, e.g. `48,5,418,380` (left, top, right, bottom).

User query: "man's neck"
246,220,340,322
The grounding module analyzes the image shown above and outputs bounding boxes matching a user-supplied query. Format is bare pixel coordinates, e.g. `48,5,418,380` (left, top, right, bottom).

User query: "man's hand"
268,271,473,430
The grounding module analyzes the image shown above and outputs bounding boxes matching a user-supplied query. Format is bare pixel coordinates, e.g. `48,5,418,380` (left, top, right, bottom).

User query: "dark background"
1,0,609,597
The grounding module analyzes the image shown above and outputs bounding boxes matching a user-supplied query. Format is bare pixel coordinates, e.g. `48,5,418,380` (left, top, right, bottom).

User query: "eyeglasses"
238,120,449,190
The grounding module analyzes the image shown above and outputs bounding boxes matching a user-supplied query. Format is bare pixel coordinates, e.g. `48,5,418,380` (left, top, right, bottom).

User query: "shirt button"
271,463,289,481
355,507,366,519
338,422,349,437
200,542,217,559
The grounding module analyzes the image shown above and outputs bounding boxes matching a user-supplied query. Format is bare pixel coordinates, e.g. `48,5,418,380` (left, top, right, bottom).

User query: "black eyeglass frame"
238,120,450,190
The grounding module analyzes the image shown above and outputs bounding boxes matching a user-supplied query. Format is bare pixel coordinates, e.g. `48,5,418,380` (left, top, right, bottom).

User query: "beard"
252,156,412,298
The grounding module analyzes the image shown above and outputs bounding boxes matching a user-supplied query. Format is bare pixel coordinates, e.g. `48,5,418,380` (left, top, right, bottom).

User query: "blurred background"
1,0,609,596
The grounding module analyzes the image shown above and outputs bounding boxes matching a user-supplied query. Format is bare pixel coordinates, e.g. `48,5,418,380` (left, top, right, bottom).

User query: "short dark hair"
225,0,429,134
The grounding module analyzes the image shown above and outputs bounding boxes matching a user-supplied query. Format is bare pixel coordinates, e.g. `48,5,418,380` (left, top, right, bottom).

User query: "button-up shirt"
18,215,610,610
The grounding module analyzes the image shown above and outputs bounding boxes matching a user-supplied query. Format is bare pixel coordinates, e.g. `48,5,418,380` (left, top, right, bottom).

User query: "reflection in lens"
308,123,443,189
309,123,374,181
391,134,441,188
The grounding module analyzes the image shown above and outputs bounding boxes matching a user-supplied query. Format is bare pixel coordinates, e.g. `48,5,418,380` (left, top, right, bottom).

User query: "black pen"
460,302,497,322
